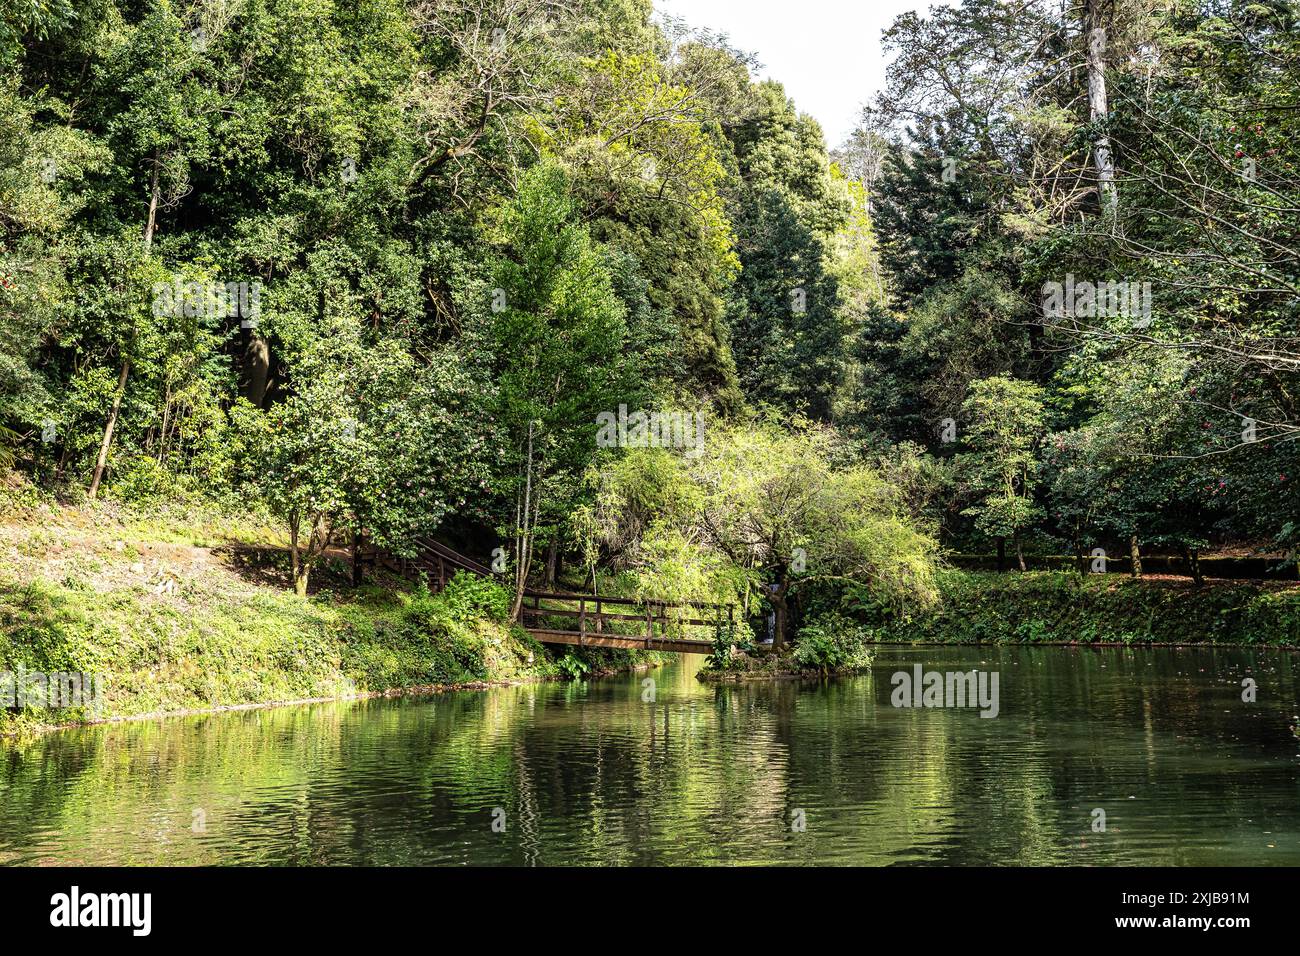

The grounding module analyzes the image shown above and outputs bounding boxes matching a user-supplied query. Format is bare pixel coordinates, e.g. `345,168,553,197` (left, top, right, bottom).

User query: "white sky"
655,0,956,148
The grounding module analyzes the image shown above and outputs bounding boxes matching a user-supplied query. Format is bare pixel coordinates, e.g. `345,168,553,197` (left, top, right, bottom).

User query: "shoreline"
9,633,1300,736
697,635,1300,685
0,661,661,739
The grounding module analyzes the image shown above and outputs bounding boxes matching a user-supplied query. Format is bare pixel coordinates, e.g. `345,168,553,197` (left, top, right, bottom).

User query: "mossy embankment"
0,500,659,735
869,569,1300,647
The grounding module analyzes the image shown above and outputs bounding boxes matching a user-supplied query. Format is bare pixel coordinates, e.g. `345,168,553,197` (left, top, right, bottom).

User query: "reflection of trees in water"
851,646,1300,865
3,648,1299,864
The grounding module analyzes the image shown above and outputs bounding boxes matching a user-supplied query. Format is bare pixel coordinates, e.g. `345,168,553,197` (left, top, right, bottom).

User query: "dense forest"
1,0,1297,647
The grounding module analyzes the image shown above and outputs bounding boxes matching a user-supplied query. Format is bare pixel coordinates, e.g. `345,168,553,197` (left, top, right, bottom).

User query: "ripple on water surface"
2,645,1299,865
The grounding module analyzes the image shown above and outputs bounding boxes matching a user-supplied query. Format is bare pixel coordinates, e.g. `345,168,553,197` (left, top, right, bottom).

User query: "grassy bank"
0,498,659,735
869,570,1300,647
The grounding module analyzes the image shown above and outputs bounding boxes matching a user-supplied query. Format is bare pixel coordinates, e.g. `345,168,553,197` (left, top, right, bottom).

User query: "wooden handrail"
385,537,736,650
522,606,720,628
522,589,729,610
412,537,495,577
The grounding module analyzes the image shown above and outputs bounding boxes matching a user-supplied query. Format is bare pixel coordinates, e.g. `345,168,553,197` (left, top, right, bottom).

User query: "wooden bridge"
386,537,732,655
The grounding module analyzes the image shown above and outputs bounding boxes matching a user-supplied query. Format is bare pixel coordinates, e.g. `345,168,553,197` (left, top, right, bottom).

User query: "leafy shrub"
791,613,876,673
435,571,513,623
108,455,198,504
555,653,589,680
708,618,756,671
391,572,525,683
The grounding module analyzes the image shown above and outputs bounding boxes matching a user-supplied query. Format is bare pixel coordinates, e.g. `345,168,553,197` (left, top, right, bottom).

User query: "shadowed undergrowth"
868,571,1300,646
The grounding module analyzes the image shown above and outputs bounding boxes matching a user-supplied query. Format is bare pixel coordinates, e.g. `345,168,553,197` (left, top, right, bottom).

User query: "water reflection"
2,646,1298,865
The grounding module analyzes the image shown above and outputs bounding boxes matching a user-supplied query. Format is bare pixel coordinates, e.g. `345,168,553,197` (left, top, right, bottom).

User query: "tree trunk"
292,516,328,596
1187,546,1204,586
88,157,161,500
770,582,789,650
544,540,558,590
351,530,364,587
240,331,272,407
54,437,70,482
155,385,171,463
290,519,307,597
1129,535,1142,579
509,422,535,622
87,359,131,499
143,153,161,248
1084,1,1117,212
1015,536,1027,572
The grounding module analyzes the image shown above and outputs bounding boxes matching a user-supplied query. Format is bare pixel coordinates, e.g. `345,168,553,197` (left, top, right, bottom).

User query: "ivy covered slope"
0,493,654,734
870,571,1300,647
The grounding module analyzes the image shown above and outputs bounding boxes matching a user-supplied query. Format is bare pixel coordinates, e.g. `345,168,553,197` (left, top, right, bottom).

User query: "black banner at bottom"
0,866,1281,941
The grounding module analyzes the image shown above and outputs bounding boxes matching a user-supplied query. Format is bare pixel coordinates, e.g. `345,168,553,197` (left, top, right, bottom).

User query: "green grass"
869,570,1300,646
0,501,658,734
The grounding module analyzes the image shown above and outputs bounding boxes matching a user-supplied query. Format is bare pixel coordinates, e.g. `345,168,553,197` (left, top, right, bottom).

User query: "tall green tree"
957,376,1048,570
486,160,635,618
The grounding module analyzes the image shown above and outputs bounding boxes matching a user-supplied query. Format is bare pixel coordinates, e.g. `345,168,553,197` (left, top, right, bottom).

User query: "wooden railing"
520,591,733,651
388,536,495,590
383,538,734,653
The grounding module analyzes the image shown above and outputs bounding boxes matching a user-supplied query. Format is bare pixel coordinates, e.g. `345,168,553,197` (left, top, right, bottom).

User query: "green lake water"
3,645,1299,865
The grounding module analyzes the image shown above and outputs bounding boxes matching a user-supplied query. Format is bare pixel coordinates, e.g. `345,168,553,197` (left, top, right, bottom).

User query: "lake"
3,645,1299,865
